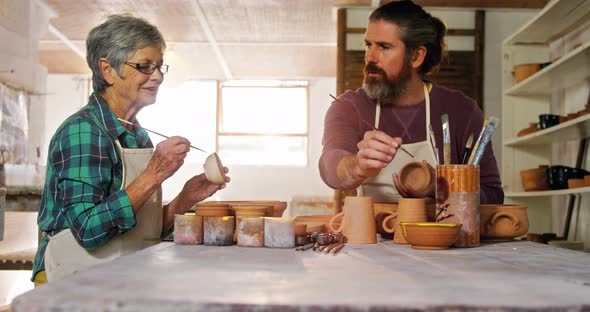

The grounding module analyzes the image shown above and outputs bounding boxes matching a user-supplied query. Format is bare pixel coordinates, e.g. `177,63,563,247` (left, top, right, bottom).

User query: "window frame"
216,80,311,166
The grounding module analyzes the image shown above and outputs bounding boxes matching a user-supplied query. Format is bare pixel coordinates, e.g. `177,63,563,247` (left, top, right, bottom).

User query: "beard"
363,58,412,103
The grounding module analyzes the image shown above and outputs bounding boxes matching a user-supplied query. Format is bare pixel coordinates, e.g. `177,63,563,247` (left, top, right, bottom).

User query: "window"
218,80,309,166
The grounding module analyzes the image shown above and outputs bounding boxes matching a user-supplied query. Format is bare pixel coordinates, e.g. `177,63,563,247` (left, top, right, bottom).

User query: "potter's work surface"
13,241,590,311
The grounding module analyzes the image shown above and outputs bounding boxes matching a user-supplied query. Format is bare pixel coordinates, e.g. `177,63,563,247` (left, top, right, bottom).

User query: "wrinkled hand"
354,130,402,179
145,136,191,183
393,160,435,198
178,168,230,209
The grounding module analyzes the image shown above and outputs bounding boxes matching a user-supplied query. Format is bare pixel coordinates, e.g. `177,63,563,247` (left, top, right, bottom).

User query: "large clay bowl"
400,222,462,250
480,204,528,241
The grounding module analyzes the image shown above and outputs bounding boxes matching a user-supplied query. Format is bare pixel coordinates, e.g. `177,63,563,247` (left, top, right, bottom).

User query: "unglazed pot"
480,204,528,241
381,198,428,244
329,196,376,244
203,152,226,184
398,161,433,198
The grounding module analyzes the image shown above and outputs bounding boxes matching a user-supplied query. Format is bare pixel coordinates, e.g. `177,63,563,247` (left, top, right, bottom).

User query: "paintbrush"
441,114,451,165
117,118,207,153
329,94,414,159
460,133,474,165
469,117,499,165
467,118,489,165
428,124,440,165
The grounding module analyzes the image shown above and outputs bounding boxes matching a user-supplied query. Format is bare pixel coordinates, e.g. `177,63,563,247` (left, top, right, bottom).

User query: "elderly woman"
32,14,229,284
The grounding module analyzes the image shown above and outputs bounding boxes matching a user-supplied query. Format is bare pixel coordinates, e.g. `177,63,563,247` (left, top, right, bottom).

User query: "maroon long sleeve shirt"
319,84,504,204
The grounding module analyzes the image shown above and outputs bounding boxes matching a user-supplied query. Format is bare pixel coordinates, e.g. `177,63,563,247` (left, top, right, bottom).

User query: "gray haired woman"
32,14,229,285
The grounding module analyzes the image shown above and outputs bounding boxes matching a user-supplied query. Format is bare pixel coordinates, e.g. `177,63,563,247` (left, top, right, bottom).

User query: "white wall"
484,10,539,176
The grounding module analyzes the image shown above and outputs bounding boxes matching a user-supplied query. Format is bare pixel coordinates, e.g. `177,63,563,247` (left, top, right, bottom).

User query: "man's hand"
354,130,402,179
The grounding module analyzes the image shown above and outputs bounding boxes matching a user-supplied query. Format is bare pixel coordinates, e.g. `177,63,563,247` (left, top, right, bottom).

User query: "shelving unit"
501,0,590,233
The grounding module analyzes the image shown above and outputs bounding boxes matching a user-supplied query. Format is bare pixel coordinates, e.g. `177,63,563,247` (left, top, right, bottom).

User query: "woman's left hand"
178,168,230,212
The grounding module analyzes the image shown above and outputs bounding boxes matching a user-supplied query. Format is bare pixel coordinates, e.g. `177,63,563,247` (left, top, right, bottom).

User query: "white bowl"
203,152,226,184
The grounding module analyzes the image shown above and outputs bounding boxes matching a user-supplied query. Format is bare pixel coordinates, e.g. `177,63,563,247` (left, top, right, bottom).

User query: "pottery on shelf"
513,63,541,82
520,166,550,191
400,222,462,250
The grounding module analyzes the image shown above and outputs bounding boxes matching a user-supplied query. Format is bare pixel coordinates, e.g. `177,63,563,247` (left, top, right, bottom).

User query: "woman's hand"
354,130,402,179
145,136,191,183
177,168,230,213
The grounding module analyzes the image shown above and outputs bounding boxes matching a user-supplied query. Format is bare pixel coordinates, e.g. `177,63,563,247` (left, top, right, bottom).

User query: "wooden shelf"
505,41,590,96
506,186,590,197
504,0,590,45
505,113,590,146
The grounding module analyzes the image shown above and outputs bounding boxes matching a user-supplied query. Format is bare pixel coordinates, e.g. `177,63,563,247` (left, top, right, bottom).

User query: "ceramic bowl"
480,204,528,241
513,63,541,82
400,222,462,250
203,152,226,184
519,166,550,191
397,161,432,198
538,114,560,129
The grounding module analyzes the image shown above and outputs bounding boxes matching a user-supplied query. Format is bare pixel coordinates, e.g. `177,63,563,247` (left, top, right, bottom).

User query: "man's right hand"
146,136,191,183
354,130,402,179
337,130,402,189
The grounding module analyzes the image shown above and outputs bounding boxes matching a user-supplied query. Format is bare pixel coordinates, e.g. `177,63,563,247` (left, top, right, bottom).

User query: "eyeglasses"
124,62,169,75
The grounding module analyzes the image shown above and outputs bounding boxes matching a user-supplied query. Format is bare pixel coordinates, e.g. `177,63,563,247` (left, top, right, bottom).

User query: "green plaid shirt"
32,93,154,281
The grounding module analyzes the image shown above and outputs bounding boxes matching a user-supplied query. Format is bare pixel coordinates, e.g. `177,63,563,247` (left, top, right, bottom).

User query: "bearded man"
319,1,503,204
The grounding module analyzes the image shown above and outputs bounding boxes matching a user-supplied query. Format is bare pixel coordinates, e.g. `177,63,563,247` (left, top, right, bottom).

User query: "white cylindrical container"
264,217,295,248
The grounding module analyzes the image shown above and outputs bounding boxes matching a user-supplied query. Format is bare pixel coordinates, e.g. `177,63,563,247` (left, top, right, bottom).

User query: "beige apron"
358,84,438,203
45,140,163,282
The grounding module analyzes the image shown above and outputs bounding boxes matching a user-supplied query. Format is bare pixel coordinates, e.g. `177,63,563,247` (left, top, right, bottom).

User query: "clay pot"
400,222,462,250
381,198,428,244
374,203,398,237
174,214,203,245
567,178,585,189
397,161,433,198
480,204,529,241
232,205,270,217
584,175,590,187
294,223,307,236
195,203,232,217
516,123,539,137
294,215,333,233
513,63,541,83
520,166,550,191
329,196,376,244
203,152,226,184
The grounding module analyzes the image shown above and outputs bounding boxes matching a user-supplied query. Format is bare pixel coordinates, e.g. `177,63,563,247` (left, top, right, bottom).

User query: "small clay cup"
397,161,433,198
204,152,226,184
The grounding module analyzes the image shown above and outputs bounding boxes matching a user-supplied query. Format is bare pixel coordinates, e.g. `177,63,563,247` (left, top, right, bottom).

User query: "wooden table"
12,240,590,311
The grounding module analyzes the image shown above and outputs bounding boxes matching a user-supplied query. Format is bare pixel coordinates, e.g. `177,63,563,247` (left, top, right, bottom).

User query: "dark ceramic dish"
548,165,590,189
539,114,560,129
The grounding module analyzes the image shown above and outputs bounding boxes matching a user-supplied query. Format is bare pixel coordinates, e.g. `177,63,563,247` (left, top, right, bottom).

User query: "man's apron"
358,84,438,203
44,140,163,282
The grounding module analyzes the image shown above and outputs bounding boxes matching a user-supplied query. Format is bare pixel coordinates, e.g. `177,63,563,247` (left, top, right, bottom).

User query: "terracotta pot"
397,161,433,198
513,63,541,82
203,152,226,184
567,178,585,189
294,215,333,233
232,205,270,217
480,204,529,241
400,222,462,250
329,196,376,244
381,198,428,244
584,175,590,187
373,203,398,237
520,166,550,191
195,203,232,217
